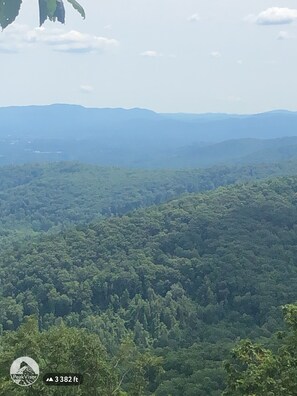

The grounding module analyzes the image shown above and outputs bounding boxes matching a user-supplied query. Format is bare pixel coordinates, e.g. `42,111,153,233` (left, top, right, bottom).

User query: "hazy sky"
0,0,297,113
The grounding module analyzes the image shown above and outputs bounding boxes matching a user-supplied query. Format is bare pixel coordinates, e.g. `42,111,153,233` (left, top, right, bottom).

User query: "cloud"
0,24,119,54
277,30,291,40
247,7,297,25
0,24,34,53
80,85,94,93
237,59,243,65
140,50,176,59
188,14,200,23
210,51,221,58
140,50,162,57
41,30,119,53
0,46,18,54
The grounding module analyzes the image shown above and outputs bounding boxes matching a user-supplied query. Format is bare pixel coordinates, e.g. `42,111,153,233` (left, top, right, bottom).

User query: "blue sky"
0,0,297,113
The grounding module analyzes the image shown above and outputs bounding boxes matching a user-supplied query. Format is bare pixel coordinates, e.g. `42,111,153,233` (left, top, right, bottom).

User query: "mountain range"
1,105,297,168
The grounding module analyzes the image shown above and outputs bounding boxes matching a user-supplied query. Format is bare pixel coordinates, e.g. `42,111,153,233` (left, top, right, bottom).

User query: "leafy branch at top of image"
0,0,85,30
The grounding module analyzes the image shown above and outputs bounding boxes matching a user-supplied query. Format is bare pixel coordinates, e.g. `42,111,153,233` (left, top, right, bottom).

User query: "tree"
0,316,163,395
0,316,120,395
112,336,163,396
223,304,297,396
0,0,85,30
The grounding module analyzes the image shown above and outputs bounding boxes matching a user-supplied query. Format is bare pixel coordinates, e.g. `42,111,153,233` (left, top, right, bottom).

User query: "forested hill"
2,176,297,394
2,160,297,233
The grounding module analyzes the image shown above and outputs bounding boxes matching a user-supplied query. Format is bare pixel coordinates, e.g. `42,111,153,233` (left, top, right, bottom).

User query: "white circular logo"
10,357,39,386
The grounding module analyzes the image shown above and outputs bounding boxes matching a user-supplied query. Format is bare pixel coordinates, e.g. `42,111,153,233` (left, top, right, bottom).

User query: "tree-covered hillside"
171,137,297,168
2,176,297,394
2,136,297,169
224,304,297,396
2,160,297,234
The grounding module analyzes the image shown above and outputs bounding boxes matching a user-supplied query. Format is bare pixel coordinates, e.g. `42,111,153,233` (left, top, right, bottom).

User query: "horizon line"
0,103,296,117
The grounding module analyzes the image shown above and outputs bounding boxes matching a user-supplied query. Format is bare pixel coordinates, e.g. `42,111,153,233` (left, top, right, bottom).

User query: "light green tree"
0,316,119,395
0,316,163,395
223,304,297,396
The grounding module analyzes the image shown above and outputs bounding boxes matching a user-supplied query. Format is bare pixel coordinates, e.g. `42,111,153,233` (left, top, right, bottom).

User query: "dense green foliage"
2,160,297,234
2,175,297,393
224,304,297,395
0,317,162,395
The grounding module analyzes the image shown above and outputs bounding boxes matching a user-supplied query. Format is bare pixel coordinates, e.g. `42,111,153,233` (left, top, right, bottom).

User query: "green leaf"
38,0,48,26
66,0,85,19
0,0,22,30
54,0,65,24
47,0,57,18
39,0,65,26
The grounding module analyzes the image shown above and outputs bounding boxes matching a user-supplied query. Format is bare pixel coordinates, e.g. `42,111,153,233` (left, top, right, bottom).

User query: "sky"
0,0,297,113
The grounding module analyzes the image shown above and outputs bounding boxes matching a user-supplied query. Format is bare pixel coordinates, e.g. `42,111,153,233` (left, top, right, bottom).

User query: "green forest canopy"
2,305,297,395
1,160,297,234
2,175,297,393
224,304,297,396
0,316,163,395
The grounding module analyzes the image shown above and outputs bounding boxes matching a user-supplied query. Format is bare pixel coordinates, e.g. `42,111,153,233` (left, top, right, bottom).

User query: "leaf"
0,0,22,30
39,0,65,26
0,0,84,29
66,0,85,19
38,0,48,26
54,0,65,24
46,0,57,18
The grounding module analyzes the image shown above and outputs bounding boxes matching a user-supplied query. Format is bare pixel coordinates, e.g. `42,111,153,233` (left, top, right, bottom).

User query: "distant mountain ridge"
1,104,297,167
168,137,297,168
1,104,297,141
